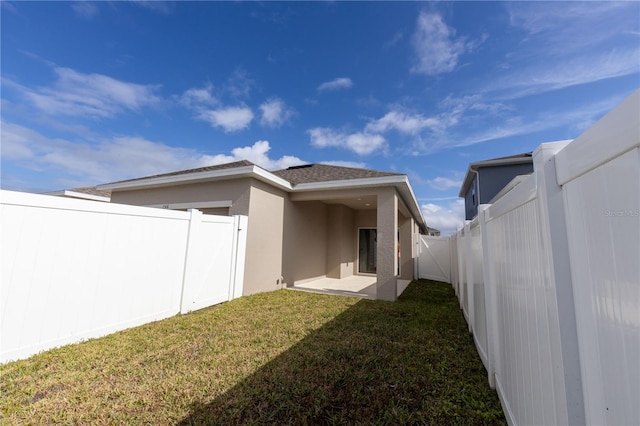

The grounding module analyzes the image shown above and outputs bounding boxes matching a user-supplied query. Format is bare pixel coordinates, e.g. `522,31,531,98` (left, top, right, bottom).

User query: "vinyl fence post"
457,228,466,309
464,220,474,333
228,215,248,300
478,204,496,388
534,142,585,425
180,208,203,314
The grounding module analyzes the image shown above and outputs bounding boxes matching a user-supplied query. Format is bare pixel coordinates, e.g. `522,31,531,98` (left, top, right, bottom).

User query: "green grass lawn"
1,280,505,425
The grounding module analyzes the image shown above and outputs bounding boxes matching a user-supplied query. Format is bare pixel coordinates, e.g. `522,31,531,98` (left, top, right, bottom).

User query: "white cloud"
259,98,294,127
180,83,217,108
487,48,640,100
11,67,161,118
1,120,209,185
198,106,254,132
1,121,306,189
366,110,444,135
308,127,385,155
345,133,386,156
428,177,462,191
317,77,354,92
453,92,627,148
489,2,640,100
507,2,637,52
201,140,305,171
411,12,466,76
421,199,465,236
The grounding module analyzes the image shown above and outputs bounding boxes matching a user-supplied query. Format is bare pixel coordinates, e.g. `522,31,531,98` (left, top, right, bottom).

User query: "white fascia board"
98,165,293,192
293,175,408,191
251,166,293,190
469,156,533,169
396,177,428,231
45,190,111,202
145,200,232,210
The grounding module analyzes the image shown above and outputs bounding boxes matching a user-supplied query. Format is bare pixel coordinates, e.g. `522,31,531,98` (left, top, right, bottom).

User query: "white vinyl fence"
1,190,248,363
426,90,639,426
416,236,451,283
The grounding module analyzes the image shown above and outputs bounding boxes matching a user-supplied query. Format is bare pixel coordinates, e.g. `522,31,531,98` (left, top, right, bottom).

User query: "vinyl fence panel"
417,235,451,283
556,90,640,426
440,89,639,426
1,190,247,363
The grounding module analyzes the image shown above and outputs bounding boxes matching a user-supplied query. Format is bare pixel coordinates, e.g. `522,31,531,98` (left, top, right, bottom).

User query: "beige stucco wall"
376,188,398,301
281,200,328,285
242,180,286,296
108,178,252,216
326,204,356,279
399,216,414,280
355,209,376,228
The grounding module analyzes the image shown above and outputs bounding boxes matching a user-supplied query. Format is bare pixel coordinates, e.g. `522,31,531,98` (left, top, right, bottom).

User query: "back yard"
0,280,505,425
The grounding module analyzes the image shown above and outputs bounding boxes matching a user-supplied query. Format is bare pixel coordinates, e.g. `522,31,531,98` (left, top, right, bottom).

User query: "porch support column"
376,187,398,301
399,217,414,280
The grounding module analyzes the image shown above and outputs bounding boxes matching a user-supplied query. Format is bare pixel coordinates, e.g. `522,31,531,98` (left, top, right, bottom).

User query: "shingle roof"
105,160,255,185
70,186,112,198
272,164,402,185
102,160,403,187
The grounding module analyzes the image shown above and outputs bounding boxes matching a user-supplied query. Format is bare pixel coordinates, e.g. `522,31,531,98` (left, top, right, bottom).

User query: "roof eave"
45,190,111,202
98,165,293,192
292,175,407,191
98,166,427,230
293,175,427,230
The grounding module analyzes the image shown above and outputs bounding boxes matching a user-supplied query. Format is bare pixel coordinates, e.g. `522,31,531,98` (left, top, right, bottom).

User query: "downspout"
470,168,480,213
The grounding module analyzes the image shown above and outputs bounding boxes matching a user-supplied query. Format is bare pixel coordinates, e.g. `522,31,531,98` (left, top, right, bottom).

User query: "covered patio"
289,275,412,299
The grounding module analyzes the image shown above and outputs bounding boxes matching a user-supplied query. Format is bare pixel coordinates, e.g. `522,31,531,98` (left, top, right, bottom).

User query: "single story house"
459,153,533,220
98,161,427,301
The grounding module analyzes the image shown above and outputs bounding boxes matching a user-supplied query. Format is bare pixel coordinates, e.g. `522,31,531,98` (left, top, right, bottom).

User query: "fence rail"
1,190,247,363
438,90,639,425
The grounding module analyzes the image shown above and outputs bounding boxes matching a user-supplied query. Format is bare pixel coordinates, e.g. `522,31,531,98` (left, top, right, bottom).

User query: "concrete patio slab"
289,276,412,299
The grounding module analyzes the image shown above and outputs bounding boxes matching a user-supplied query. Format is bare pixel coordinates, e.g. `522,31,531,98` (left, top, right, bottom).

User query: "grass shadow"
178,280,505,425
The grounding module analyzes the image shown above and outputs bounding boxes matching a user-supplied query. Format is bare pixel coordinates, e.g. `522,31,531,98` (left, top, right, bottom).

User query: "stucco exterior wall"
355,209,376,228
281,200,328,285
243,180,286,296
108,178,252,216
376,187,398,301
326,204,356,279
399,216,414,280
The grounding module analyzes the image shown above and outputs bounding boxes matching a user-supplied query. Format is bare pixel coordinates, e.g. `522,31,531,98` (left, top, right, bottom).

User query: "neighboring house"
46,186,112,202
459,153,533,220
98,161,427,301
426,227,441,237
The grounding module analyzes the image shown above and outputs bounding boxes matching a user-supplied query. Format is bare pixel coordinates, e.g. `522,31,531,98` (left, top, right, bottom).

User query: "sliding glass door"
358,228,377,274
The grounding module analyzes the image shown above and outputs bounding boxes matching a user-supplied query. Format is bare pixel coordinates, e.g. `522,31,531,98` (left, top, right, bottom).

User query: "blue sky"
2,1,638,234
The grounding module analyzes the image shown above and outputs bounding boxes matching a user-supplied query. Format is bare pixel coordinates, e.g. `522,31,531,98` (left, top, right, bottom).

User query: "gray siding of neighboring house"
464,176,479,221
464,163,534,220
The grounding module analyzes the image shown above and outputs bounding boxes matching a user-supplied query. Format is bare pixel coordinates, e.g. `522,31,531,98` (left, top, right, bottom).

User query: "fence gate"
417,235,451,283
